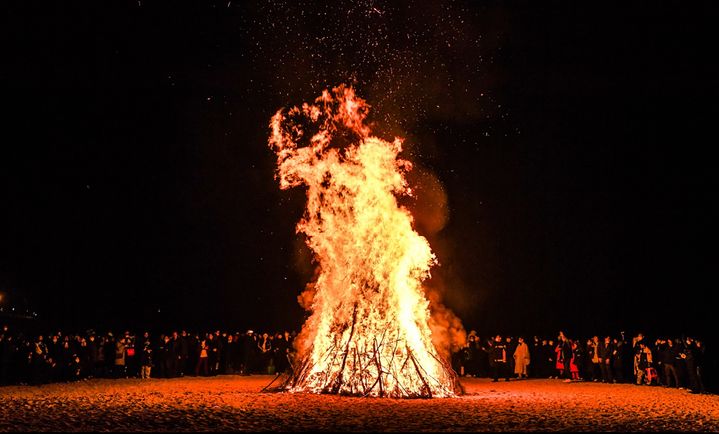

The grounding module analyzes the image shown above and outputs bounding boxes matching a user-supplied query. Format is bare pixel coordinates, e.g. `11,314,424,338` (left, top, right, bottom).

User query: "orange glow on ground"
1,376,717,431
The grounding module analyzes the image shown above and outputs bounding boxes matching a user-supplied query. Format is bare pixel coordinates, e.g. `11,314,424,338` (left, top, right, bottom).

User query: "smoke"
426,285,467,360
292,235,315,282
400,163,468,359
401,164,449,236
293,280,316,358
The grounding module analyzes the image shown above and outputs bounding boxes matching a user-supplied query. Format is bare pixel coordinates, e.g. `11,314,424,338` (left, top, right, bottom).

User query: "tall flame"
269,85,461,398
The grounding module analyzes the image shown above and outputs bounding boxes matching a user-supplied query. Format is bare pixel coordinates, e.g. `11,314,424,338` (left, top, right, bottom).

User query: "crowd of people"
0,324,296,386
451,330,708,394
0,324,709,395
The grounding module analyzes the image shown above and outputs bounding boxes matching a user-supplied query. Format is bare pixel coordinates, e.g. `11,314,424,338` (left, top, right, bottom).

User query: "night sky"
1,1,716,340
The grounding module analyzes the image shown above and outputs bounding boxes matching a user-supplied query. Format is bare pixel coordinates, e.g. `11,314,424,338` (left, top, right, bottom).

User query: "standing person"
169,332,180,378
86,334,100,378
588,336,601,381
654,338,666,386
96,336,107,378
284,330,295,370
220,332,232,374
30,335,48,385
614,336,628,383
530,336,541,378
140,342,153,379
558,332,573,381
554,340,565,379
569,341,581,380
466,332,481,378
258,333,273,374
114,337,126,379
155,335,167,378
598,336,614,383
103,333,115,378
58,339,73,381
19,337,34,385
660,338,680,387
213,331,224,375
541,339,553,378
674,338,688,388
164,335,176,378
242,330,256,374
231,333,243,374
695,339,706,394
178,331,189,377
513,337,530,379
123,331,137,378
195,338,209,377
505,336,517,378
681,337,700,393
224,334,236,374
207,333,218,376
489,335,510,382
635,342,653,385
272,332,288,374
452,343,469,376
186,333,198,376
47,335,60,368
477,337,490,378
77,338,91,379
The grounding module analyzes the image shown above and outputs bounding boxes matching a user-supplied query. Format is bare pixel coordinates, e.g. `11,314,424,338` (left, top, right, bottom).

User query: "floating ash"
268,85,462,398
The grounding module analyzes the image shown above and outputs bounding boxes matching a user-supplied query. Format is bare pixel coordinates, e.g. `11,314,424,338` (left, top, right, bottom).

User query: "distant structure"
0,287,38,322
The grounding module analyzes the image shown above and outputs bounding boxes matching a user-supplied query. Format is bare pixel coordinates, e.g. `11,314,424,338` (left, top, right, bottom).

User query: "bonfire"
268,85,462,398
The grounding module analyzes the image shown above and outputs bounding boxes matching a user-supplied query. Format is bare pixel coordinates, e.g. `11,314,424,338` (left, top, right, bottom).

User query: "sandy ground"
1,375,718,432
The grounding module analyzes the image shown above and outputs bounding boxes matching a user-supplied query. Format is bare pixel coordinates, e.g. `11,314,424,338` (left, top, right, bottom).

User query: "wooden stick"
331,303,358,394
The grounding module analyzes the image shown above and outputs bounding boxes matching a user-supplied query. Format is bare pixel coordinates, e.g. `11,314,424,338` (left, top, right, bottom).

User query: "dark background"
1,1,716,347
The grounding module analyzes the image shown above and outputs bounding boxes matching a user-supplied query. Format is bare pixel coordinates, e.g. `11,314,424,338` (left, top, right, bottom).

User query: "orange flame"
269,85,461,398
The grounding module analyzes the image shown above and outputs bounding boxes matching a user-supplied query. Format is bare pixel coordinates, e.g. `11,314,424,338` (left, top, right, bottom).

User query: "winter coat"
513,342,530,375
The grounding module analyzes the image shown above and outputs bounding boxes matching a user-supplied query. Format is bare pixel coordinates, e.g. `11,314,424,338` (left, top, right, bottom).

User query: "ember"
268,85,462,398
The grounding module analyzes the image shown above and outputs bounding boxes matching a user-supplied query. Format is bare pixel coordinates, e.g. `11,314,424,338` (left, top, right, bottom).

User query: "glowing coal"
268,85,461,398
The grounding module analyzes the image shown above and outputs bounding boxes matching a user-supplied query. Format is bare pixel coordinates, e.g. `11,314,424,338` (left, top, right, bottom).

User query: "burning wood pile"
268,86,462,398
